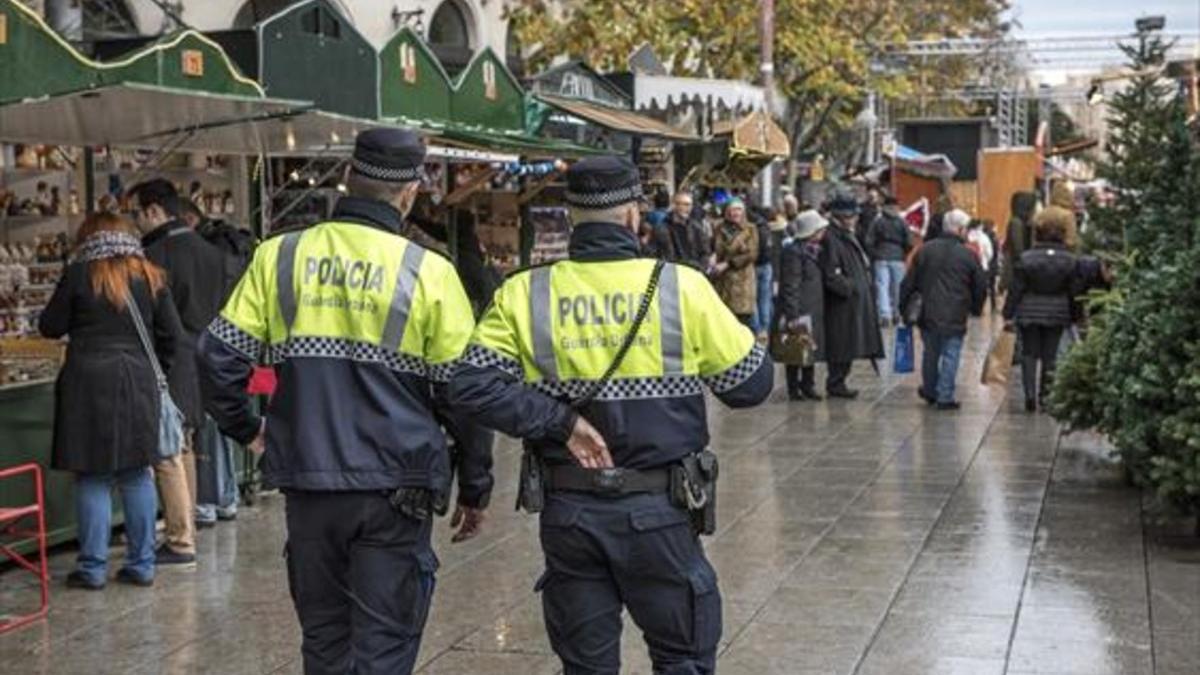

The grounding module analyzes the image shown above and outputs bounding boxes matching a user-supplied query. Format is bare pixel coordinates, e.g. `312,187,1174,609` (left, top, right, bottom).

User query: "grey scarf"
74,231,145,263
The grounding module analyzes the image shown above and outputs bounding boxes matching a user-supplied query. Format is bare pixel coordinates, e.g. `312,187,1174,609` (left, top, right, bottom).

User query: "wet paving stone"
2,318,1196,674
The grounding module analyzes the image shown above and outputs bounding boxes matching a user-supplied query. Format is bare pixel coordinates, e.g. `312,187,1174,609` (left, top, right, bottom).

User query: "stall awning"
634,75,765,112
434,126,610,159
537,94,697,142
889,144,957,180
0,83,302,149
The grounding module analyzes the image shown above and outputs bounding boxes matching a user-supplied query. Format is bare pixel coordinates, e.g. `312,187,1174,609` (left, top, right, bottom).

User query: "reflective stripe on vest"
528,262,684,380
380,243,426,353
657,262,683,375
275,230,425,351
530,266,557,380
276,232,303,334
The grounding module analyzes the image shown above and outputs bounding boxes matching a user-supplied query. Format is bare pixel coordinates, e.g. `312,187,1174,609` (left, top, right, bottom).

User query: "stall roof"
633,74,765,112
0,83,301,149
434,126,610,159
712,110,790,157
537,94,698,142
0,0,263,103
137,108,412,156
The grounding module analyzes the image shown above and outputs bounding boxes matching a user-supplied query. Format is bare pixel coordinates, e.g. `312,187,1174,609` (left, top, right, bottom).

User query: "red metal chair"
0,463,49,633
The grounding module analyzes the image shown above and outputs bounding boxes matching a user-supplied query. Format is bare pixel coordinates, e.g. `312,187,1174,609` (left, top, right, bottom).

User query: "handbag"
981,328,1017,386
770,315,816,366
893,324,915,374
125,289,186,462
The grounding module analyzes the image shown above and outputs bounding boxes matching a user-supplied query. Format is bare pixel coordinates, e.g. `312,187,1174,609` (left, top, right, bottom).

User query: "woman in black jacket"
776,210,828,400
39,213,183,589
1003,210,1079,412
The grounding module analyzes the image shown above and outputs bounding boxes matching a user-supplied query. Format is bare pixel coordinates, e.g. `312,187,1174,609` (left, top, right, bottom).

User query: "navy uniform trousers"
284,491,438,675
538,491,722,675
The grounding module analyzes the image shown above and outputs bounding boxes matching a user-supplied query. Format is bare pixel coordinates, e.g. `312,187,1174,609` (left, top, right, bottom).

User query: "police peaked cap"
351,128,426,183
564,156,644,209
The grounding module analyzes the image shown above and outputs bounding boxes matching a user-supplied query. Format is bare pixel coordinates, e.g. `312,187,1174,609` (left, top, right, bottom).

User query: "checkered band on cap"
564,183,644,209
350,157,423,183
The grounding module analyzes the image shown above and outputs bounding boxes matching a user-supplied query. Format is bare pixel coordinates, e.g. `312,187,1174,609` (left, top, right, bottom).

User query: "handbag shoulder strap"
123,287,167,387
571,259,666,410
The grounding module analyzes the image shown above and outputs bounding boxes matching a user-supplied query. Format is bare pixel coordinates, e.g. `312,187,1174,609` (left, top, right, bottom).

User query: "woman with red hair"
39,212,183,590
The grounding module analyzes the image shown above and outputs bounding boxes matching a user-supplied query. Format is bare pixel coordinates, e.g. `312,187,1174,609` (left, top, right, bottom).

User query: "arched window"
233,0,353,29
428,0,474,76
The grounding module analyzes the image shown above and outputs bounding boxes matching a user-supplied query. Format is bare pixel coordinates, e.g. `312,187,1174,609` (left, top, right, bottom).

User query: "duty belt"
544,465,671,495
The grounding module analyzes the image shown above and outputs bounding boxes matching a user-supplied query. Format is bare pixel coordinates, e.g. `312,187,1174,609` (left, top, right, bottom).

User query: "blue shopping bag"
894,325,915,374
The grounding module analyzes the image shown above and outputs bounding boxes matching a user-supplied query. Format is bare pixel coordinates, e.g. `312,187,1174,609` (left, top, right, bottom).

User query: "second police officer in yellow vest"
198,129,492,675
450,156,774,674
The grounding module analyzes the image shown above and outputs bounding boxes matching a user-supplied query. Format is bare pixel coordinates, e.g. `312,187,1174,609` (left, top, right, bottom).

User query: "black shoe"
216,511,238,522
115,568,154,587
918,389,936,406
1025,398,1037,413
787,390,805,401
195,519,216,530
155,544,197,568
800,388,823,401
935,401,962,411
827,387,859,399
66,571,105,591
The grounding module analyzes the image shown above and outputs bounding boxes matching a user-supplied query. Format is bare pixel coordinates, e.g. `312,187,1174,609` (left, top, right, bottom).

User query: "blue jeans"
874,260,906,321
751,263,774,334
921,330,965,405
196,416,239,523
75,467,157,584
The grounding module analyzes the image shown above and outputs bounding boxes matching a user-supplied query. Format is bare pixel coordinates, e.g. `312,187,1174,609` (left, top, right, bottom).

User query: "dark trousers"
785,365,816,395
285,491,437,675
1019,325,1065,404
539,492,721,675
827,361,852,392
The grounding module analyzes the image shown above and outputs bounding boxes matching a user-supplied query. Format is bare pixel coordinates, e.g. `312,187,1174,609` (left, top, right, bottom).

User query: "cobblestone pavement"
2,318,1198,674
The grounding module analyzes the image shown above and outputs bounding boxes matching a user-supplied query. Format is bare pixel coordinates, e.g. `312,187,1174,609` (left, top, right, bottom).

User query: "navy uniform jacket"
448,222,773,469
198,197,491,505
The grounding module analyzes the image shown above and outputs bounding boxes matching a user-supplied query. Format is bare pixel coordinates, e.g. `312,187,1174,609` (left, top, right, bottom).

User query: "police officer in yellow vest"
449,157,774,674
198,129,487,675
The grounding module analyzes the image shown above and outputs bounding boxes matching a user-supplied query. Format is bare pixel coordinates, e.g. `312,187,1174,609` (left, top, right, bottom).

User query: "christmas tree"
1049,32,1200,528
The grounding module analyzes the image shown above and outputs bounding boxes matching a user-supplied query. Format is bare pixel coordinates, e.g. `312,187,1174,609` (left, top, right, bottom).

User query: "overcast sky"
1009,1,1199,36
1007,1,1199,80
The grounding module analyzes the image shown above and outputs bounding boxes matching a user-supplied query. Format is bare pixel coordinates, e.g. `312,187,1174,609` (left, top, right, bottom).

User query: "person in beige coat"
711,198,759,324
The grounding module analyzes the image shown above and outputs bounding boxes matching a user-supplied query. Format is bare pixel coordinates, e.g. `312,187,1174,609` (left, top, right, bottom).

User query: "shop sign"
400,44,417,84
182,49,205,77
483,61,497,101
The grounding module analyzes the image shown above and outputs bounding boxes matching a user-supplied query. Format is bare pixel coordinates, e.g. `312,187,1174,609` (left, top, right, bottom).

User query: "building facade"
42,0,511,70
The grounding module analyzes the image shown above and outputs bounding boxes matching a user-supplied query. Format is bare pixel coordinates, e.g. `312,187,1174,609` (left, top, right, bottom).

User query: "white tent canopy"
633,75,765,113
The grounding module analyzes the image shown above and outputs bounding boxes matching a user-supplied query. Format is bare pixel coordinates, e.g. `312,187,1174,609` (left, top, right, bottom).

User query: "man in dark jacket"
819,193,885,398
131,179,229,566
900,209,987,410
1002,191,1039,292
864,195,912,326
665,191,710,268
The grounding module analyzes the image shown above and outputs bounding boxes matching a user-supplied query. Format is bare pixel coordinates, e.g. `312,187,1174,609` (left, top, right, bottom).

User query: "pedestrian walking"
1001,191,1039,293
819,192,884,398
777,209,828,401
1003,208,1080,413
199,129,491,675
39,212,183,590
864,195,912,326
130,179,228,568
711,198,759,325
900,209,988,410
664,191,710,268
750,207,779,340
449,156,773,674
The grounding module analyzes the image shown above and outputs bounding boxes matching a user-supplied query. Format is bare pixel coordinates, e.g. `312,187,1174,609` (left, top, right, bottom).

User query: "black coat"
144,221,228,426
865,212,912,262
819,225,884,363
900,237,987,335
1003,243,1079,327
39,263,183,473
665,211,711,268
777,237,826,361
